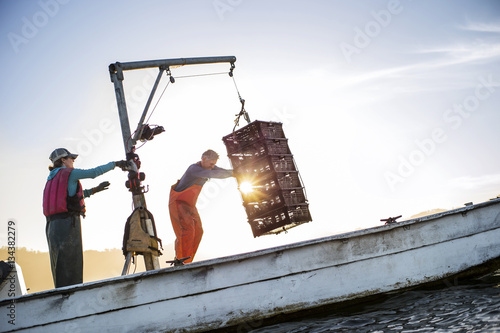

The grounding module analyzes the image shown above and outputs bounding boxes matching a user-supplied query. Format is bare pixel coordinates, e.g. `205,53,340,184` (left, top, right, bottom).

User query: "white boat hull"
2,198,500,332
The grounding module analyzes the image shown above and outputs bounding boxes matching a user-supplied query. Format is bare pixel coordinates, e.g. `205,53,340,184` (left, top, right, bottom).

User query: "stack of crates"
222,120,312,237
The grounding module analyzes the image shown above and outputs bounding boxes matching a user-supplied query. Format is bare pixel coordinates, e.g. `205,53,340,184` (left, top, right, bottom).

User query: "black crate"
222,121,285,152
243,193,283,218
229,153,296,172
248,204,312,237
233,155,297,175
271,155,296,172
236,171,302,202
281,188,307,205
223,120,312,237
243,188,308,219
239,178,279,198
276,172,302,189
226,137,290,157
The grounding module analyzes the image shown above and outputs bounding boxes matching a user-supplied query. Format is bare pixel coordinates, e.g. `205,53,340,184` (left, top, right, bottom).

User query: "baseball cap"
49,148,78,163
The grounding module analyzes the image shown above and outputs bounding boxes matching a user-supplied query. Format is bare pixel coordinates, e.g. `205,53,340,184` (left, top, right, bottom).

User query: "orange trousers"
169,183,203,263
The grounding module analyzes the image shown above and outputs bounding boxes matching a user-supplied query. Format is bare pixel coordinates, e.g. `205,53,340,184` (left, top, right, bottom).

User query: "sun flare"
239,181,254,194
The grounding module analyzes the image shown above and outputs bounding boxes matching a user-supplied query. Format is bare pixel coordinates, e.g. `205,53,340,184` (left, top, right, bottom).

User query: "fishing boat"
2,57,499,332
2,197,500,332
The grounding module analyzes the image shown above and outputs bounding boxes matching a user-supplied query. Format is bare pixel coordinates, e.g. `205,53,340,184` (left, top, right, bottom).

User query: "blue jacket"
47,162,116,198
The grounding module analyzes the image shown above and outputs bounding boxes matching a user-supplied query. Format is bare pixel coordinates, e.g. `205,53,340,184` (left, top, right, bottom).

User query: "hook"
166,66,175,83
229,62,235,77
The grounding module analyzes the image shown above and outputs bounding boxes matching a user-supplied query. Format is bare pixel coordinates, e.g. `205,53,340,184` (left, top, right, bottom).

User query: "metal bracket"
229,62,235,77
381,215,402,225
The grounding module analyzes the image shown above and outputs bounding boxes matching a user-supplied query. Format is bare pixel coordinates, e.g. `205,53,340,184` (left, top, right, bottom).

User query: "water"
249,271,500,333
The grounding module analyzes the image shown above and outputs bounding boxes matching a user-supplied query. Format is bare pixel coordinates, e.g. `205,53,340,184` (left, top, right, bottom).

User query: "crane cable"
144,69,173,125
229,63,251,132
141,63,250,135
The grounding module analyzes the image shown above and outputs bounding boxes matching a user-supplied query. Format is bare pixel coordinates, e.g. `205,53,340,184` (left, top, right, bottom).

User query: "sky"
1,0,499,266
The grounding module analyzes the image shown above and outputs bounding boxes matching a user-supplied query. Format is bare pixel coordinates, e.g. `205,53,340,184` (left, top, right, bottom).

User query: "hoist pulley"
229,62,235,77
166,66,175,83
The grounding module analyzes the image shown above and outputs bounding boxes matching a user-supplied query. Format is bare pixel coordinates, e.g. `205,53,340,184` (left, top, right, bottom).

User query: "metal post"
132,67,166,145
109,65,133,153
114,56,236,71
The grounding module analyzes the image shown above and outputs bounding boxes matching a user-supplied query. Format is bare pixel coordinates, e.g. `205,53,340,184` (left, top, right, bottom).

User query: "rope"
145,75,171,125
173,72,228,79
166,66,251,131
232,76,243,101
131,65,250,140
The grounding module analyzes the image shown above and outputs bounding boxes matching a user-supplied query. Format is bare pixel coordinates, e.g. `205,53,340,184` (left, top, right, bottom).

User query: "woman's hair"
49,158,65,171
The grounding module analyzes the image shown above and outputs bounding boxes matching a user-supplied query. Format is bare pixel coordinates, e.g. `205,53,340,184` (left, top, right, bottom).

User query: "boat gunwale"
2,197,499,304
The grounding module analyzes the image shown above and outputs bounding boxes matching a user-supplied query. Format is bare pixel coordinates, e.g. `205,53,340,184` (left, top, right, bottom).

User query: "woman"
43,148,128,288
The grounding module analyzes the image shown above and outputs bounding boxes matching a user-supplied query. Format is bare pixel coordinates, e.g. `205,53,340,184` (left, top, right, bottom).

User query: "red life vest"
43,168,86,217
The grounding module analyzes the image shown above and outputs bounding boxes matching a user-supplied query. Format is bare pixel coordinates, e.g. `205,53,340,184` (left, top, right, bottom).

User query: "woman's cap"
49,148,78,163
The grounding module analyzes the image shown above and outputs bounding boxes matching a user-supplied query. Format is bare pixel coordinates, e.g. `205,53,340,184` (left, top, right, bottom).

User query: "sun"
239,181,254,194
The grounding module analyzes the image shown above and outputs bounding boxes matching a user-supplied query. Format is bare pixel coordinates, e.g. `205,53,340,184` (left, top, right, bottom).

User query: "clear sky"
1,1,499,264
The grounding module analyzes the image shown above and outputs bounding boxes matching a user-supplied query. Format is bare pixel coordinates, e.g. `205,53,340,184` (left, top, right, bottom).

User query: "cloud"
416,43,500,63
459,21,500,33
448,174,500,190
334,42,500,91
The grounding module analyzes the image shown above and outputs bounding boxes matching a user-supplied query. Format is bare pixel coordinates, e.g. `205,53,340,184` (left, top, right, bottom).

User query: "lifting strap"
230,63,251,131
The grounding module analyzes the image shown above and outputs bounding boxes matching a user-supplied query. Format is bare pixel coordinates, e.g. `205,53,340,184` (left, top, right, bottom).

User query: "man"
169,149,234,264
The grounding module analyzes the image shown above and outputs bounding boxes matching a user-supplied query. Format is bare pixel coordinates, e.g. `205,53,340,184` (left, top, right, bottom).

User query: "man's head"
201,149,219,169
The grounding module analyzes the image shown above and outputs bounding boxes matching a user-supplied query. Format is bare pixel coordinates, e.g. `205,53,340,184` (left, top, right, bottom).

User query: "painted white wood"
1,199,499,332
0,263,27,299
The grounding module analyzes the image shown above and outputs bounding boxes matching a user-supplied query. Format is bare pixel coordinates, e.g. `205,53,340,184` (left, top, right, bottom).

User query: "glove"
115,160,129,170
91,181,110,194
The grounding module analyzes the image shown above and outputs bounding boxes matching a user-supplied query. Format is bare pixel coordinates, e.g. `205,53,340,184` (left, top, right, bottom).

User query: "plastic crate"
225,137,290,157
229,152,296,172
281,188,307,204
239,183,278,203
222,121,285,152
233,155,297,176
236,171,302,201
223,120,313,237
248,204,312,237
233,155,272,174
271,155,296,172
276,172,302,189
287,205,312,222
243,194,283,218
243,188,308,219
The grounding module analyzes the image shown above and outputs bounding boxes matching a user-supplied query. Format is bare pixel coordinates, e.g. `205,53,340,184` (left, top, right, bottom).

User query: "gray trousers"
46,215,83,288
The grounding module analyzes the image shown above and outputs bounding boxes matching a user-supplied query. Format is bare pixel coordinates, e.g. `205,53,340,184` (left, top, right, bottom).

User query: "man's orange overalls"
169,182,203,263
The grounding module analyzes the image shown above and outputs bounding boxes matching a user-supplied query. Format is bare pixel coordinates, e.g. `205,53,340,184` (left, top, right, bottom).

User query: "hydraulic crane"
109,56,237,274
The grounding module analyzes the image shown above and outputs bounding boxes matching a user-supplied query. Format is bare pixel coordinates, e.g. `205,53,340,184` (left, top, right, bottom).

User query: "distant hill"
410,208,448,219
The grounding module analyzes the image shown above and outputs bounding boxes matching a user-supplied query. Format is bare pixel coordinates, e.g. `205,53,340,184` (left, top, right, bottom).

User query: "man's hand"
92,181,110,194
